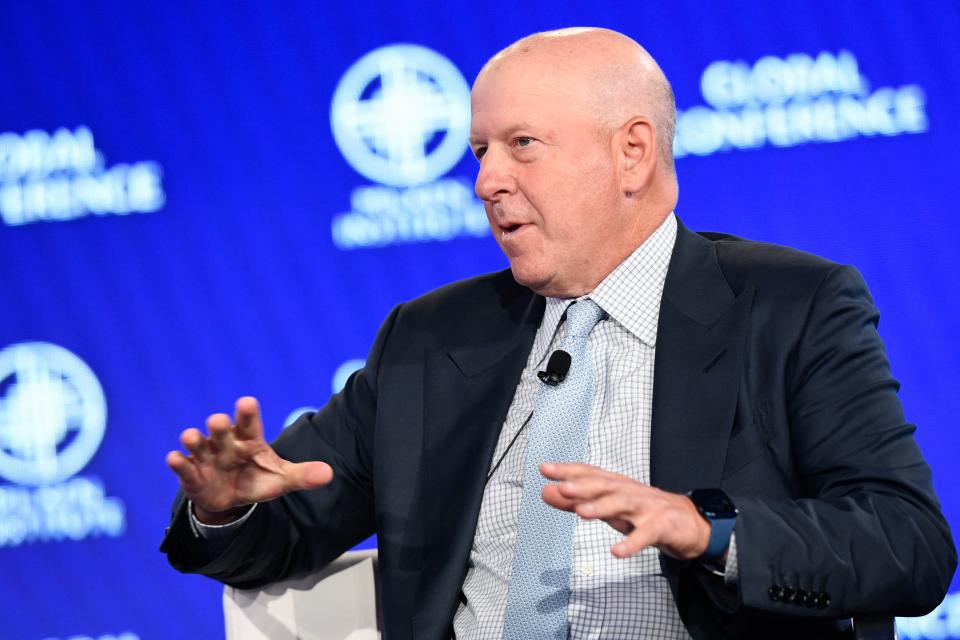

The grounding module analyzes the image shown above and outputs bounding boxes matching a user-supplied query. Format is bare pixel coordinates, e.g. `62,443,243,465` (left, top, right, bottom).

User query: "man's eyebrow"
469,123,542,145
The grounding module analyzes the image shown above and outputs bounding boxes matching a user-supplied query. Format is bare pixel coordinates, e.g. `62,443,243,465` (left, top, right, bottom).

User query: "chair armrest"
223,549,380,640
852,614,897,640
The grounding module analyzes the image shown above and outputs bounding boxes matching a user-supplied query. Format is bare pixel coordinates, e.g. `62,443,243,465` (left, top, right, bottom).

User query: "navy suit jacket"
162,220,956,639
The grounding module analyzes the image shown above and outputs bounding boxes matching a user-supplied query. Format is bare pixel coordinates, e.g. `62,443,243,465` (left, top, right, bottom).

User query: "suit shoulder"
390,269,538,345
699,231,847,296
404,268,529,314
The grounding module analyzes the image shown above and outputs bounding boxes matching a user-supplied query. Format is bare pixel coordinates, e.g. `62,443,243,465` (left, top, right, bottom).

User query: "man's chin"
510,265,570,298
509,264,547,292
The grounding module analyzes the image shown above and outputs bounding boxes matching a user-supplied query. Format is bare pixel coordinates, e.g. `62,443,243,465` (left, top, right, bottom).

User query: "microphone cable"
484,349,572,484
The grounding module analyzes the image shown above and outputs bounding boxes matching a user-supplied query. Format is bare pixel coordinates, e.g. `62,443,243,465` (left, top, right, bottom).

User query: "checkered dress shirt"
454,213,698,639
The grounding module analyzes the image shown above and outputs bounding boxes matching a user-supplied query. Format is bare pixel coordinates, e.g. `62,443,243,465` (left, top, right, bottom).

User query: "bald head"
476,28,677,180
470,28,679,297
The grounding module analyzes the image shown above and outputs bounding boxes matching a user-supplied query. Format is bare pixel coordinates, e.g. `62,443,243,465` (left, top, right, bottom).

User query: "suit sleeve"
159,304,403,589
729,265,956,616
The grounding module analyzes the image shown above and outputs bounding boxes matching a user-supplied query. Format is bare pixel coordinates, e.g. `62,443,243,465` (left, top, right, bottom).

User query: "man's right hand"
166,396,333,525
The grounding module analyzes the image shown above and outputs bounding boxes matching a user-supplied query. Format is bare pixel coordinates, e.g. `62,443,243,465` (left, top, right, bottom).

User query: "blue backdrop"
1,2,958,638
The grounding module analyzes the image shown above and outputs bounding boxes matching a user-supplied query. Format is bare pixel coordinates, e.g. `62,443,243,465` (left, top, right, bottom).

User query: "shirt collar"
529,213,677,367
590,212,676,346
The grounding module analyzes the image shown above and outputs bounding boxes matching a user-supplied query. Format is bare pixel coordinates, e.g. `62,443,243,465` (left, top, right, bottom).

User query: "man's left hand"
541,462,712,561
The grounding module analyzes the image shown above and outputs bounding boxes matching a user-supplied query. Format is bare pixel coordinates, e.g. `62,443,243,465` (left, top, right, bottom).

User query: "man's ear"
618,116,657,195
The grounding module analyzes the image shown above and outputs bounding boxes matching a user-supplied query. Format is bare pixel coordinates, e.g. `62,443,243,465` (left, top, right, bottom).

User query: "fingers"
613,523,659,558
284,460,335,491
541,483,579,511
167,398,332,508
166,450,203,492
539,463,669,558
180,428,208,461
205,412,232,451
175,398,262,461
169,397,266,468
542,470,644,532
541,462,620,482
556,474,625,501
166,449,192,475
234,396,265,441
541,462,594,480
542,476,654,556
551,473,708,560
540,462,626,508
545,468,638,510
574,493,639,528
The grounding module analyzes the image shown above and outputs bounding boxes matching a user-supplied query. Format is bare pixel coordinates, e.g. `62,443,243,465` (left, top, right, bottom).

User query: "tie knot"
563,299,604,339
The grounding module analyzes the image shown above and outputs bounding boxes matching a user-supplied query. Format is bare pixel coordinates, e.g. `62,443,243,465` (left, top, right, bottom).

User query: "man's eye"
474,146,487,160
515,137,533,148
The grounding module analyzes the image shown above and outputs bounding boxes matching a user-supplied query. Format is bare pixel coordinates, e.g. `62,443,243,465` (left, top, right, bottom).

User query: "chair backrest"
223,549,380,640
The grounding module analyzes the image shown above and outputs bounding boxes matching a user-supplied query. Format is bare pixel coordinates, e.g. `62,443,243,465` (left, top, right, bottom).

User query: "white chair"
223,549,380,640
223,548,895,640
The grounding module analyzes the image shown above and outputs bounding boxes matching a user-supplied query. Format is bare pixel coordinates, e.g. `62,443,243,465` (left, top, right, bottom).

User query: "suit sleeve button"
783,587,797,603
769,585,781,601
818,593,830,609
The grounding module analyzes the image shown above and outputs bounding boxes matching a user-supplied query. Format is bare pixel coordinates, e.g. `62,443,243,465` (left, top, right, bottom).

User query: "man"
162,28,956,639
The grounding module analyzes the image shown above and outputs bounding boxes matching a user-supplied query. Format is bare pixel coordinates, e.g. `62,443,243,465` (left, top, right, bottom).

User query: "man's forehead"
469,86,563,140
470,69,593,137
474,50,565,89
472,62,576,111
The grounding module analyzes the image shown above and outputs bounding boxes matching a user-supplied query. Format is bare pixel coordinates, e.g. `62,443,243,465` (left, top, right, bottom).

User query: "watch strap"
688,489,738,562
704,512,735,561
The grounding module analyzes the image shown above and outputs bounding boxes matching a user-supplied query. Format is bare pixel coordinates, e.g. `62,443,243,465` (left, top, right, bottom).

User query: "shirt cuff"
699,531,738,586
187,500,258,541
723,532,739,586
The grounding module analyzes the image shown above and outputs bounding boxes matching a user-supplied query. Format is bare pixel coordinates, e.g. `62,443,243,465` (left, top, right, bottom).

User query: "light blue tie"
503,298,605,640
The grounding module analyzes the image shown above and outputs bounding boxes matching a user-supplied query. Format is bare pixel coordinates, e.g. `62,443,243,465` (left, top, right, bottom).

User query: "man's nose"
474,149,516,202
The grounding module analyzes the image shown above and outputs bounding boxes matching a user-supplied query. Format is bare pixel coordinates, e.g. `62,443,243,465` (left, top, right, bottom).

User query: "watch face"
690,489,738,518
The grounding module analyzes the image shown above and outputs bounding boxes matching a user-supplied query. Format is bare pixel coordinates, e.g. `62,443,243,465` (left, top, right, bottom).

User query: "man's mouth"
500,223,528,240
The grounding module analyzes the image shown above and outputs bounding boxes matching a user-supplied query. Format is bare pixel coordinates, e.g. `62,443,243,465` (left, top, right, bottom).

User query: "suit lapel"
414,287,544,638
651,221,755,493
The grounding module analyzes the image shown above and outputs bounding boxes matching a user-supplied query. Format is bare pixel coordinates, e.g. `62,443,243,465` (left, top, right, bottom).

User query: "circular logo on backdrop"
0,342,107,485
330,44,472,187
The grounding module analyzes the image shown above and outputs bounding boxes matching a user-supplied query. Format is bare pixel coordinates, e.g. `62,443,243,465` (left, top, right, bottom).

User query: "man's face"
469,58,625,298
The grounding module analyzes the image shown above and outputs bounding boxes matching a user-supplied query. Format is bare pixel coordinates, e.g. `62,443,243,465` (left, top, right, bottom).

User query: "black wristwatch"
687,489,738,562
